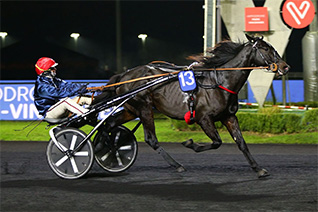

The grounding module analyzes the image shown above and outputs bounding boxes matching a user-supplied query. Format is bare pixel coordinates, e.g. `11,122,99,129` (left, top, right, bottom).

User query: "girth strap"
195,75,237,95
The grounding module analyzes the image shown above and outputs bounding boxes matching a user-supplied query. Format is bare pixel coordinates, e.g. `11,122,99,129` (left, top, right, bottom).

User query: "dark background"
0,0,308,80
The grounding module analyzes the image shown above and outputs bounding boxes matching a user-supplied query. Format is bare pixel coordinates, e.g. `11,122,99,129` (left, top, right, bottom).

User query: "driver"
33,57,92,119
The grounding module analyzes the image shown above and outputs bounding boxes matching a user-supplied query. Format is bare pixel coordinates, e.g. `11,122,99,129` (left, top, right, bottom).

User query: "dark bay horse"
95,34,290,178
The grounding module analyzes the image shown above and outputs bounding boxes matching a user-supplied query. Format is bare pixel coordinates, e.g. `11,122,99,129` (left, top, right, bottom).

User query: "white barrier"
238,102,314,110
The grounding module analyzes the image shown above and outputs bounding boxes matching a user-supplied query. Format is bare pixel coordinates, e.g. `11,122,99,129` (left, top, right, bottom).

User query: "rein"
193,65,274,71
86,63,277,94
87,71,180,91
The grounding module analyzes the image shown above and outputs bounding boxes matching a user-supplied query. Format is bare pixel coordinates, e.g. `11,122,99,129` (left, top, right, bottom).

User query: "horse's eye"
262,47,269,51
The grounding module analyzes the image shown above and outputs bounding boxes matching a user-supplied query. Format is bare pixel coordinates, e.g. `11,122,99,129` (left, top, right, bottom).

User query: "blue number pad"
178,70,197,92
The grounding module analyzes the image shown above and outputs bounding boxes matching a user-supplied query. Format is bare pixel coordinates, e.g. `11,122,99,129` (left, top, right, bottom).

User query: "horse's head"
246,34,290,76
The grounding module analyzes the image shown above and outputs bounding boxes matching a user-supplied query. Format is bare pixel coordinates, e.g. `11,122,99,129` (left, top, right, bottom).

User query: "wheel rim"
47,128,93,179
94,126,138,173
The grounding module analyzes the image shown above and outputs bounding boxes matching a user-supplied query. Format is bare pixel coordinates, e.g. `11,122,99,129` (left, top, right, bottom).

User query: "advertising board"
282,0,315,29
245,7,269,31
0,80,305,120
0,80,108,120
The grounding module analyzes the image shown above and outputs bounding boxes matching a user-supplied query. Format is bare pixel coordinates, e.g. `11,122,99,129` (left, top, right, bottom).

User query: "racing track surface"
1,141,317,212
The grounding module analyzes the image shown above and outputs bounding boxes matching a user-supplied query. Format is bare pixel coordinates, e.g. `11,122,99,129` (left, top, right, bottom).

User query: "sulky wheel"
93,125,138,173
46,128,94,179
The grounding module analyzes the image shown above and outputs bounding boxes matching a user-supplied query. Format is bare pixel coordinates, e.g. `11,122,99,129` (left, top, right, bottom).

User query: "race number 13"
178,70,197,92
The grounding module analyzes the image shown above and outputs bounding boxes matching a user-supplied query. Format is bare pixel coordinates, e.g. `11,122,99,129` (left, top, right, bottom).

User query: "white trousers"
45,97,92,119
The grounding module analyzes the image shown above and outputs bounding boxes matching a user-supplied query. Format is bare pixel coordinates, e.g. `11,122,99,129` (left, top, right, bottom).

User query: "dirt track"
1,141,317,211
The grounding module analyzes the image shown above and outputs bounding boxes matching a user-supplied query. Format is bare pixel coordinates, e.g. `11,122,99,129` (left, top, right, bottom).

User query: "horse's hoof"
176,166,186,173
258,169,270,178
182,139,193,148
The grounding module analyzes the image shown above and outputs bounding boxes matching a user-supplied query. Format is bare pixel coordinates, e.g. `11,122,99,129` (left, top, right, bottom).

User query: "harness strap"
150,61,176,66
196,81,237,94
188,92,195,123
218,85,237,94
76,96,81,104
91,91,95,103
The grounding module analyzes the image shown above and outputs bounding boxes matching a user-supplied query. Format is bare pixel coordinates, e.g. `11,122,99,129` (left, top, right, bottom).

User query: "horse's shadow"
2,174,272,203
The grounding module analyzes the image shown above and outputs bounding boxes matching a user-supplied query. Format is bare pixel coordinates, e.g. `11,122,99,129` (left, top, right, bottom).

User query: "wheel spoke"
101,152,111,161
74,151,89,156
118,145,132,151
55,155,69,167
70,157,79,173
114,131,121,147
116,151,123,166
70,135,78,150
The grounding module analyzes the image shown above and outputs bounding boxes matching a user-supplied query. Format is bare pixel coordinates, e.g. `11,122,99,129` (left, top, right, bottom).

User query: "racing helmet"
35,57,58,75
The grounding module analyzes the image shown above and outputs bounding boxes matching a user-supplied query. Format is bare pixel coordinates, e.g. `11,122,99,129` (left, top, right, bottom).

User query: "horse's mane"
188,40,245,67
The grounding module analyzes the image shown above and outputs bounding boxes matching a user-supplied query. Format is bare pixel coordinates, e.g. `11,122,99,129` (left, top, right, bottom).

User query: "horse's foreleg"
221,115,269,178
182,115,222,152
140,109,186,172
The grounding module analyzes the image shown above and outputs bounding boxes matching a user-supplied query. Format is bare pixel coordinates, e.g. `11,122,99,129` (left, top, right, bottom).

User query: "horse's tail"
106,73,123,86
92,73,123,105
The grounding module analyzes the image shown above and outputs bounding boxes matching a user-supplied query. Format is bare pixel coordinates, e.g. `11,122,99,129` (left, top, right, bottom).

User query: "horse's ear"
254,35,264,41
245,34,255,43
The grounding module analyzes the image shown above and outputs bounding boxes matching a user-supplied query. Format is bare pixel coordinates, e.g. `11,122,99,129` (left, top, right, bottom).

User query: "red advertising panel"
282,0,315,29
245,7,269,32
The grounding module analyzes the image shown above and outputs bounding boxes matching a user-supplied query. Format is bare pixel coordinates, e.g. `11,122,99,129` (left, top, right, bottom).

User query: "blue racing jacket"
33,75,86,116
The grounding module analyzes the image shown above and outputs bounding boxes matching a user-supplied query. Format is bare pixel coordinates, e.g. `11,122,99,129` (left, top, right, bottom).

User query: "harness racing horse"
95,34,290,178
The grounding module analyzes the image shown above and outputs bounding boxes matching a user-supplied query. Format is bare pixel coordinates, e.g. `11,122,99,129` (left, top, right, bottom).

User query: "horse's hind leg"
182,115,223,152
139,107,186,172
103,110,137,131
221,115,269,178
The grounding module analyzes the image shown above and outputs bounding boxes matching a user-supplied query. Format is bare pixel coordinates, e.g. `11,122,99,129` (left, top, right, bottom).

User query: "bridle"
250,39,279,69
